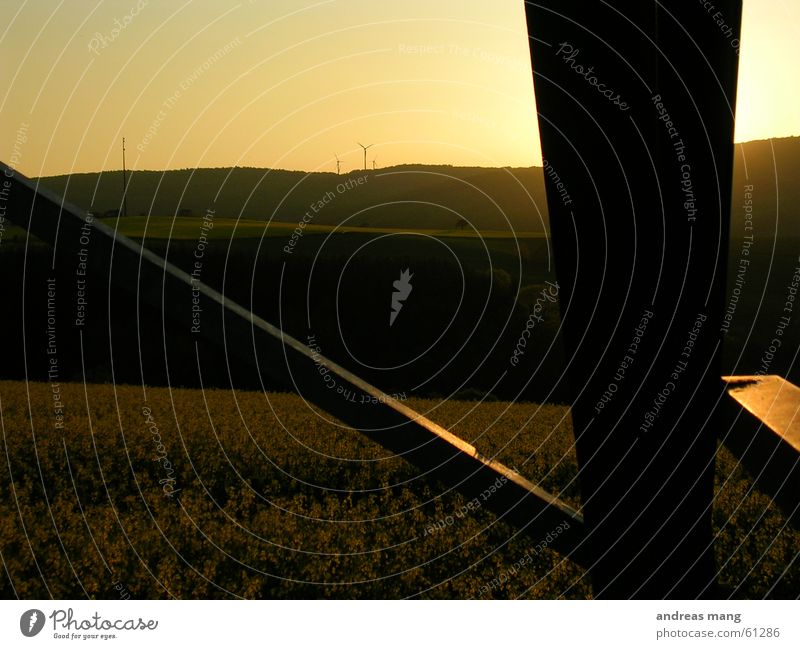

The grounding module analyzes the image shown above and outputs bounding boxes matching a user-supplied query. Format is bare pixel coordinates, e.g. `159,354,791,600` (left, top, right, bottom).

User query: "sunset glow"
1,0,797,176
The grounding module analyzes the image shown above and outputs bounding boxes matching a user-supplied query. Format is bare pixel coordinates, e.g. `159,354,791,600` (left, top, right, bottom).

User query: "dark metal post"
525,1,742,597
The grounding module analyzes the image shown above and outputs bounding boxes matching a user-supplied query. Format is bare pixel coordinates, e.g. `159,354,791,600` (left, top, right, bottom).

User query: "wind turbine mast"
335,153,341,175
357,142,373,171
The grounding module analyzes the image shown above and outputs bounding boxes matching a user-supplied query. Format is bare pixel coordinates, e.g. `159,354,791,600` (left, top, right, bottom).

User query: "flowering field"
0,380,796,599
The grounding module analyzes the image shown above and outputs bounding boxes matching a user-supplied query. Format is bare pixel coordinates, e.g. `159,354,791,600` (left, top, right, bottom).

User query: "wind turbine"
372,156,377,171
357,142,373,171
334,153,341,175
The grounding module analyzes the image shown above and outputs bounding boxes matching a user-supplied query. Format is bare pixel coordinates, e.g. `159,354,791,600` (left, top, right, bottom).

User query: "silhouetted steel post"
525,1,741,597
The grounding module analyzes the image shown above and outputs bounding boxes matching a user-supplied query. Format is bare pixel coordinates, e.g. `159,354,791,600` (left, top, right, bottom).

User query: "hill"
33,136,799,236
730,136,800,238
36,164,548,233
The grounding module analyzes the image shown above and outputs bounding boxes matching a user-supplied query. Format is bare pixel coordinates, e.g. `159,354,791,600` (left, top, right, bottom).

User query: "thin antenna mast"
121,137,128,217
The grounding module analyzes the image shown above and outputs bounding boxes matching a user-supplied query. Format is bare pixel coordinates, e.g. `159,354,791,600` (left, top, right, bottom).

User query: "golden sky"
1,0,798,177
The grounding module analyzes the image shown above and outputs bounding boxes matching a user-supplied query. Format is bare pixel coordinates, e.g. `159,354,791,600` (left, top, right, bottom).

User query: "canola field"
0,381,796,599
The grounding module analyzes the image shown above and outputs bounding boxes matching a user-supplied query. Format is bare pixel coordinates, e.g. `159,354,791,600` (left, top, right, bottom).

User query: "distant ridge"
34,136,799,236
35,164,548,232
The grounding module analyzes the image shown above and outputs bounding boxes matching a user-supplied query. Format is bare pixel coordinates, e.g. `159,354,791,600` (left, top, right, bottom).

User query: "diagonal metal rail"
1,161,586,563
